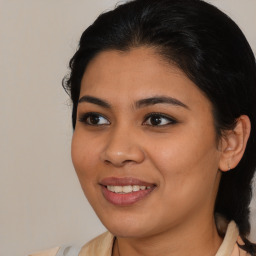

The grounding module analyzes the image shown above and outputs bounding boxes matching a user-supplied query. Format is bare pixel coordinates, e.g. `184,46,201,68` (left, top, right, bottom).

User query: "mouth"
100,177,156,206
106,185,152,194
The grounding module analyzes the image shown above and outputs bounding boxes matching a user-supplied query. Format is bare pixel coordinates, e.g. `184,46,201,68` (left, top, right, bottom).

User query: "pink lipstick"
100,177,156,206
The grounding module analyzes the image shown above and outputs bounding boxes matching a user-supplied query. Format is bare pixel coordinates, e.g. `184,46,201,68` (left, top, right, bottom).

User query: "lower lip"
101,186,155,206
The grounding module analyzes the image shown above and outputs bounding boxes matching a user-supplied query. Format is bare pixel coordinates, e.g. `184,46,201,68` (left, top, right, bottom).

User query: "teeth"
123,185,133,193
106,185,151,193
133,185,140,192
114,186,123,193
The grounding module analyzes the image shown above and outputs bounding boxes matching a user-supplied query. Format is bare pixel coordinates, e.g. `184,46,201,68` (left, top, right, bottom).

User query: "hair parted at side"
63,0,256,253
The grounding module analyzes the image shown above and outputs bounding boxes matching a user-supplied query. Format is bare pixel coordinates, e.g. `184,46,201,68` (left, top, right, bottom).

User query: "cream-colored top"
29,221,249,256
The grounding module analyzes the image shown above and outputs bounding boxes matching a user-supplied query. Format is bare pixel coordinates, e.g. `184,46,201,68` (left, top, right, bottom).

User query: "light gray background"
0,1,255,256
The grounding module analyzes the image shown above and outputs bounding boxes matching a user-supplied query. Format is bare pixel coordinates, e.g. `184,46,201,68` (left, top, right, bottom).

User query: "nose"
100,127,145,167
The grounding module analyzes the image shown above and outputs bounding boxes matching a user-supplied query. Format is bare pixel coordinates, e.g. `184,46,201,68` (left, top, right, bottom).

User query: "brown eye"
143,113,176,126
149,116,163,126
88,114,100,125
79,113,110,126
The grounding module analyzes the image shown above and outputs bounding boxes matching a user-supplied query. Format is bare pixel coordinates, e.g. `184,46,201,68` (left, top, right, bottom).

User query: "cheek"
71,131,99,182
71,131,104,210
149,127,220,199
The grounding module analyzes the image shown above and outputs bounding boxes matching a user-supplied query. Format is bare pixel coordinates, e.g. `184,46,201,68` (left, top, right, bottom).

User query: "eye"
143,113,176,126
78,112,110,126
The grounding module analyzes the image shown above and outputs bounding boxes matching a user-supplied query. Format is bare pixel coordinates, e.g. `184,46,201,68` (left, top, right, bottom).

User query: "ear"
218,115,251,172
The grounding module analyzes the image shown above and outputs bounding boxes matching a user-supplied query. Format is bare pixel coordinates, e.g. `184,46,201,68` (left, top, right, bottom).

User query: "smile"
100,177,156,206
106,185,152,194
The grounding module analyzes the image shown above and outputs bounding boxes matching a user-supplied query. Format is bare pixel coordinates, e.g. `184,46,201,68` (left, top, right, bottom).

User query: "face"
72,47,222,238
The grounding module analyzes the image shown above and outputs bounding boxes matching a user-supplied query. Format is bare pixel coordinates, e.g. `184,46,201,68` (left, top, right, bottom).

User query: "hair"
63,0,256,253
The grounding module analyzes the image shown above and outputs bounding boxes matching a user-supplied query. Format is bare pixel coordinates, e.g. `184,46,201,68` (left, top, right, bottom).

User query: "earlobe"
218,115,251,172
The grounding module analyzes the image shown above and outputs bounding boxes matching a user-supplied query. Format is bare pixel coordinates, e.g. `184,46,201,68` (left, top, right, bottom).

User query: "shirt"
29,220,249,256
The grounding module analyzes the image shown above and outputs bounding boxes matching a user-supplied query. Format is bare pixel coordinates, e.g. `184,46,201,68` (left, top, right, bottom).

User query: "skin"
72,47,231,256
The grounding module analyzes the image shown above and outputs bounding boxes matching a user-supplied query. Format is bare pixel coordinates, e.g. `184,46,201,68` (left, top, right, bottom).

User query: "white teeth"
123,185,133,193
106,185,151,193
107,186,115,192
114,186,123,193
133,185,140,191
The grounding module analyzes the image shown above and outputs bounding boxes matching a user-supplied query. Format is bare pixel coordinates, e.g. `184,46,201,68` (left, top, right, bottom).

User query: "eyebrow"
135,96,189,109
78,95,189,110
78,95,111,108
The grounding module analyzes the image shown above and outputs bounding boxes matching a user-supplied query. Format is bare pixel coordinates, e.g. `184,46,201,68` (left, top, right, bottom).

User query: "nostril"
100,144,145,166
104,159,133,166
104,159,112,165
123,160,133,164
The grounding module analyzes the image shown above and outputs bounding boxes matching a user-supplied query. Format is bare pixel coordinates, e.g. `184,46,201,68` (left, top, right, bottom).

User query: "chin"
107,225,148,238
100,213,156,238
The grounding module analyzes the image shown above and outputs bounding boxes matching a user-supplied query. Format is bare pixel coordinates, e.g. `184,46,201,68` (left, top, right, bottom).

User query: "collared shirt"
29,220,249,256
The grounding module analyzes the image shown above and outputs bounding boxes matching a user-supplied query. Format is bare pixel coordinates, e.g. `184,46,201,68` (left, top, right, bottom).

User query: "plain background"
0,1,255,255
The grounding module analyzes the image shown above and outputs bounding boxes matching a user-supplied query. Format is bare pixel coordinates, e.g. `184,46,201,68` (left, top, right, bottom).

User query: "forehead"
80,47,211,112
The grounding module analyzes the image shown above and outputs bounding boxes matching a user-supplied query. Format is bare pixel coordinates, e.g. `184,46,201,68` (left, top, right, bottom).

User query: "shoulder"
28,247,60,256
216,218,251,256
28,232,113,256
231,243,250,256
29,246,81,256
79,231,114,256
231,236,252,256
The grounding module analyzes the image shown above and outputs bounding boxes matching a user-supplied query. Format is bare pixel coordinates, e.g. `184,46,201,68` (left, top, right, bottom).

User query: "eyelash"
143,112,177,126
78,112,177,127
78,112,110,126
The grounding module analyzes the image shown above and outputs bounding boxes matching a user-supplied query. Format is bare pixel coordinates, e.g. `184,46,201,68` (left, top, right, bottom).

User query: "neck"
113,214,223,256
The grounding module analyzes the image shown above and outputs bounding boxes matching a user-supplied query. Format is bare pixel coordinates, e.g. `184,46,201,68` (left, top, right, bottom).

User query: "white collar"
215,220,239,256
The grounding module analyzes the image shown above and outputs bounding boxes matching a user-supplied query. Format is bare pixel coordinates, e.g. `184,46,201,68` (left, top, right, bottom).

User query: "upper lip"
100,177,155,187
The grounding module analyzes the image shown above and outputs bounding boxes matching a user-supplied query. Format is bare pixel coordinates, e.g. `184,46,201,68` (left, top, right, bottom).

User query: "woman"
31,0,256,255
